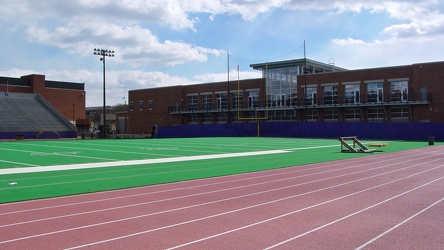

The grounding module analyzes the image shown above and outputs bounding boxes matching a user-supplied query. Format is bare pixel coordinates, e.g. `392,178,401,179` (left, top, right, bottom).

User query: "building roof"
250,58,347,73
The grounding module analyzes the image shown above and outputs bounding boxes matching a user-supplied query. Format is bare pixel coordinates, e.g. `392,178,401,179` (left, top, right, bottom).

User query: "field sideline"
0,137,438,203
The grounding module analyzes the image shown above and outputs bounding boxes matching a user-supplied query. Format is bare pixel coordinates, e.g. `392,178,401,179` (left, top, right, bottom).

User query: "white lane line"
264,176,444,249
0,150,289,175
166,170,444,250
65,166,444,249
1,159,440,246
355,196,444,250
2,152,435,227
0,146,420,215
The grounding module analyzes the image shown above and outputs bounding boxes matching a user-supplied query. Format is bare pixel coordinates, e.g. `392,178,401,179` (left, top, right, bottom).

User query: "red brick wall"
0,74,86,122
127,78,265,134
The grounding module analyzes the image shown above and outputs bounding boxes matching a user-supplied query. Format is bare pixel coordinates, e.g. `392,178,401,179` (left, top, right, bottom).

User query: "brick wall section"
298,61,444,122
0,74,86,122
127,78,265,134
126,61,444,133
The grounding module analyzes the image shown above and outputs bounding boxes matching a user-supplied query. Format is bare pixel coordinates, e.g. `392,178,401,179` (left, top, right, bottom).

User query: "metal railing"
169,92,431,114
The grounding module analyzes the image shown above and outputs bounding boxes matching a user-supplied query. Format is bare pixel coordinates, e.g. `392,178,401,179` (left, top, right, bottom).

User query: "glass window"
188,95,198,110
304,87,317,106
216,93,227,110
345,108,361,120
368,108,384,120
189,114,198,123
248,91,259,108
138,101,143,110
202,113,212,123
231,92,237,109
390,81,408,102
129,101,134,111
324,109,338,120
148,100,153,110
201,94,212,110
345,84,360,104
391,106,409,119
367,83,383,103
305,109,318,121
323,85,338,105
217,113,227,122
265,67,298,108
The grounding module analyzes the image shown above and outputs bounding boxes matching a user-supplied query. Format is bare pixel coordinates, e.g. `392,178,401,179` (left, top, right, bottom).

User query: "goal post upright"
236,63,269,137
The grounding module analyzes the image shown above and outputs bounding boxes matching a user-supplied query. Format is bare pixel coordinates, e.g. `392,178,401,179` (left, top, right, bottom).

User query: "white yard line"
0,150,289,175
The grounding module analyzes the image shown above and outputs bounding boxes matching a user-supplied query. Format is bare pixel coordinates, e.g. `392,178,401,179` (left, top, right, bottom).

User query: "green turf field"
0,137,439,203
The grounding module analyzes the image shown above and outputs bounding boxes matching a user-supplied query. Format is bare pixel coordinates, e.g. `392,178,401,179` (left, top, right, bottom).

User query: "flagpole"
227,50,230,121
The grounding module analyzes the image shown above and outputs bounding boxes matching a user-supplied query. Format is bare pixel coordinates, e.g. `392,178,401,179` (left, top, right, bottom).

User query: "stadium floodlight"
93,48,115,138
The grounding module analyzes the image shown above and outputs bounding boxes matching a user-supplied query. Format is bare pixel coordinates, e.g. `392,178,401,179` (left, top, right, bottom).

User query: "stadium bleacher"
0,93,77,139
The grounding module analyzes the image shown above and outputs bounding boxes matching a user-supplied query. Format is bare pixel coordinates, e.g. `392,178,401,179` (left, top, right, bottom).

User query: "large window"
345,108,361,120
367,108,384,121
248,91,259,108
202,113,212,123
391,106,409,120
189,114,198,123
390,81,408,102
231,92,243,109
138,101,143,111
188,95,198,110
201,94,212,110
148,100,153,110
266,67,298,108
217,113,227,122
367,83,383,103
305,109,318,121
323,85,338,105
345,84,360,104
304,87,317,106
324,109,338,120
129,101,134,111
216,93,227,110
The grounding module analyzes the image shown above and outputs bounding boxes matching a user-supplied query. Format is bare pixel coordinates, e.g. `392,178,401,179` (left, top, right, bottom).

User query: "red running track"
0,146,443,249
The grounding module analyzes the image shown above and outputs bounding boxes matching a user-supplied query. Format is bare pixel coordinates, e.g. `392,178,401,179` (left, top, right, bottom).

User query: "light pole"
93,48,114,138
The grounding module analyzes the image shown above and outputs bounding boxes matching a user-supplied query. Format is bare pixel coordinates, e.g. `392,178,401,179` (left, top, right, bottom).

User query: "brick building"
0,74,86,125
121,59,442,135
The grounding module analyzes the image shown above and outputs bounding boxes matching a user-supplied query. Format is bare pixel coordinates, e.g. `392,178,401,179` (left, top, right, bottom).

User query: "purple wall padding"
0,131,77,140
157,122,444,141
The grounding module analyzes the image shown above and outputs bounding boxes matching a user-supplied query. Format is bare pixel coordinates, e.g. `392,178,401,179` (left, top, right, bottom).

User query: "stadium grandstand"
0,93,77,140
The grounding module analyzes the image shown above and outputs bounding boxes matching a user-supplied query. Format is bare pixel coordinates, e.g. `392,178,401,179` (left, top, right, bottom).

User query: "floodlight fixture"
93,48,115,138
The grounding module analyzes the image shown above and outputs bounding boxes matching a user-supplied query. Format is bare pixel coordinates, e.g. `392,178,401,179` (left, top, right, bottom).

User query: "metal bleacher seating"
0,93,76,133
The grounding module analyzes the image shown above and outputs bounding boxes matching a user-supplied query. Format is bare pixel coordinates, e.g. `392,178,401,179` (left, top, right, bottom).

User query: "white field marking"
28,142,180,158
4,161,440,247
2,153,438,228
31,152,77,156
264,176,444,249
0,150,289,175
67,166,444,250
356,196,444,250
0,147,118,162
284,144,339,151
0,160,40,167
44,139,255,156
0,146,423,217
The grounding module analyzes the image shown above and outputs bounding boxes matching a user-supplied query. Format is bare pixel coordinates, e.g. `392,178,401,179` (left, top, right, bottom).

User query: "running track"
0,146,443,249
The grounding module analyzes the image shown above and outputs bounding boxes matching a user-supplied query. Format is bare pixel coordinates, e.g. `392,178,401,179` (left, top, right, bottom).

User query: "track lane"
0,146,442,249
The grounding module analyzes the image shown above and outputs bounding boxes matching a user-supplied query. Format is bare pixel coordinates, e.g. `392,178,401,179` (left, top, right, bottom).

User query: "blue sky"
1,0,443,106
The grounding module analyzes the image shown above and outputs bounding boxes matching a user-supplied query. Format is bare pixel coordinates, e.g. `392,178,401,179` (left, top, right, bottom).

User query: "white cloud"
1,0,444,106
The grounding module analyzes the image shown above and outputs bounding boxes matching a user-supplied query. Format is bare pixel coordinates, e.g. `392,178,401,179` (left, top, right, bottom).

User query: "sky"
0,0,443,107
